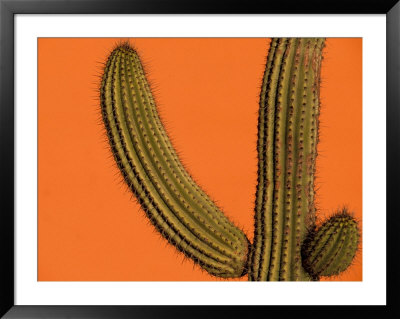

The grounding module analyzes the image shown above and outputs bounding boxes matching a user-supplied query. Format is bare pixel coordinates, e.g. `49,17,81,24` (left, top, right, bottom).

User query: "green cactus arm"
249,38,326,281
100,43,249,278
301,210,360,279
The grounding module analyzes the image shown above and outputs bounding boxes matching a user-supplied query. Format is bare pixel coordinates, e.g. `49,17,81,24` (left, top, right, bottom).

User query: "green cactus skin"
100,43,250,278
249,38,326,281
301,210,360,280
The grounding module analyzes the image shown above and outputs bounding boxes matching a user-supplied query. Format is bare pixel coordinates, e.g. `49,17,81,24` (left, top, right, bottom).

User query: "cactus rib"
100,43,249,278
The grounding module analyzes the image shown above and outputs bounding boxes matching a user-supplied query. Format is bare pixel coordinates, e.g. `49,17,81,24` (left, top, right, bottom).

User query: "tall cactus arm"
249,38,325,281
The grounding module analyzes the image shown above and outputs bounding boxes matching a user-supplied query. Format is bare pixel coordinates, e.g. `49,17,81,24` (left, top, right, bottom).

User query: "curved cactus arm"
301,209,360,280
100,43,250,278
249,38,326,281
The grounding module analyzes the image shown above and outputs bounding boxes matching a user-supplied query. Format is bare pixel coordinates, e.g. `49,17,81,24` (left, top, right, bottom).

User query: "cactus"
100,39,360,281
301,209,360,280
249,38,325,281
248,38,359,281
100,43,249,278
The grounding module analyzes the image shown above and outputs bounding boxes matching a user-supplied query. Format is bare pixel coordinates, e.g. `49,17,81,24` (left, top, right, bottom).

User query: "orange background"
38,38,362,281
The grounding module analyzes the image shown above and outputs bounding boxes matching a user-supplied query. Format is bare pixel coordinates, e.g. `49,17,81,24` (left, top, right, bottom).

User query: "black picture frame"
1,0,399,318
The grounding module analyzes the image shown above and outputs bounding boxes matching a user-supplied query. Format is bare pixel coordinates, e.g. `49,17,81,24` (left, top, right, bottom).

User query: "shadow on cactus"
100,38,360,281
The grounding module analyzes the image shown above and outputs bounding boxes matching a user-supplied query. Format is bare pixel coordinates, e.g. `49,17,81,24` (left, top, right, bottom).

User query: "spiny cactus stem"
101,44,250,278
250,38,325,281
301,211,360,278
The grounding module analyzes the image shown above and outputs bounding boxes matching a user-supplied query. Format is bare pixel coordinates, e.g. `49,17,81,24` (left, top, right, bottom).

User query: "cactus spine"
249,38,325,281
100,43,249,278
